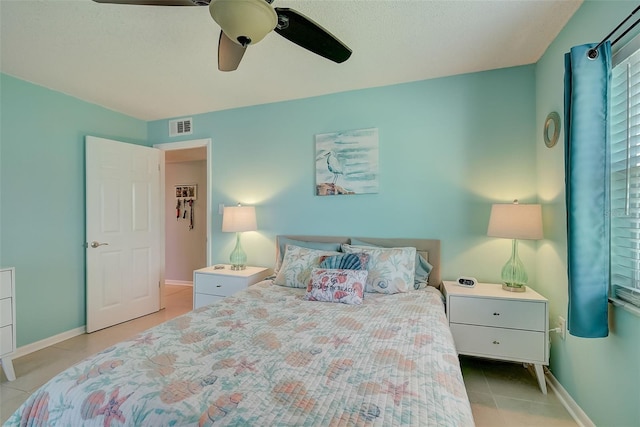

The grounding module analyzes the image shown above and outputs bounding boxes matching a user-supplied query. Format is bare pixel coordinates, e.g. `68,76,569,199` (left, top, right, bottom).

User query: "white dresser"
442,280,549,393
0,267,16,381
193,265,271,309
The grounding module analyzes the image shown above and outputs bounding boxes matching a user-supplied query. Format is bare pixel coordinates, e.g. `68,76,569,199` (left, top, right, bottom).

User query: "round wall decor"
544,111,561,148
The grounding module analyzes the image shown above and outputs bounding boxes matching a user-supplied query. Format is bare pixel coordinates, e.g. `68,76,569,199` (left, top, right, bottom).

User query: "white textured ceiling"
0,0,582,121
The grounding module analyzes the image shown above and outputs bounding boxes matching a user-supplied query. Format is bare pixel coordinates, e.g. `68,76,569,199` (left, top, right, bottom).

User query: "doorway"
155,139,212,309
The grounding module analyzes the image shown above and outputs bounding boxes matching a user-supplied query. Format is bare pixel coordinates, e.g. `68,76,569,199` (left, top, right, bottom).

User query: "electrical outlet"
558,316,566,340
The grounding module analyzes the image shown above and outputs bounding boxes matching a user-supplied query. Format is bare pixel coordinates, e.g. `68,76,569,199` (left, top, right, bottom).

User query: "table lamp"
487,200,543,292
221,204,257,270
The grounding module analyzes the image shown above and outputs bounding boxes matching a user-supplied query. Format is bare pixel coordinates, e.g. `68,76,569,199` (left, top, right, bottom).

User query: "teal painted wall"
0,66,537,349
535,1,640,426
0,74,148,346
4,5,637,422
6,4,637,422
149,65,537,290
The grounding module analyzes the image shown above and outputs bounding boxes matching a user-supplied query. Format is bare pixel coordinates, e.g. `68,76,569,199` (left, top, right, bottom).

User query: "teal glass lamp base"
229,232,247,271
501,239,527,292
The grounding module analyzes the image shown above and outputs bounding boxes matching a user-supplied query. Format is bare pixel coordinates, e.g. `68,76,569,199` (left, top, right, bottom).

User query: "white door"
86,136,162,333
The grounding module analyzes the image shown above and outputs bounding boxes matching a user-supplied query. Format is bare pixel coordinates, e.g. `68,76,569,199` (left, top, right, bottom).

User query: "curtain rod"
588,5,640,59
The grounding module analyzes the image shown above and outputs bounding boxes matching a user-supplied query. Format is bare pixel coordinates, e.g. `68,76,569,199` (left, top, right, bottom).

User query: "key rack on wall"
175,184,197,230
175,184,197,200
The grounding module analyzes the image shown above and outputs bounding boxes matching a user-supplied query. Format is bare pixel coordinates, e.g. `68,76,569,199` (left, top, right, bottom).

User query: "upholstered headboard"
277,235,441,288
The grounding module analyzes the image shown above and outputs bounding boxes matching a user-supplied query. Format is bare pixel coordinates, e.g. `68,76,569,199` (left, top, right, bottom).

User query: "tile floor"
461,356,578,427
1,285,578,426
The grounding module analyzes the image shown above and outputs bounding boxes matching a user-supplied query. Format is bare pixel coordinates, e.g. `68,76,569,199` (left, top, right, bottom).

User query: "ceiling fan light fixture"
210,0,277,46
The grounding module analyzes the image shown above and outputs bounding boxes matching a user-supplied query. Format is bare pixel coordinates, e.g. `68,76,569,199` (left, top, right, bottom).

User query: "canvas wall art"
315,128,379,196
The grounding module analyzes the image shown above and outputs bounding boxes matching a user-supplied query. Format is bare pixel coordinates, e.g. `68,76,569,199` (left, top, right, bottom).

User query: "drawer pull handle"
492,340,500,345
493,312,500,316
216,285,222,287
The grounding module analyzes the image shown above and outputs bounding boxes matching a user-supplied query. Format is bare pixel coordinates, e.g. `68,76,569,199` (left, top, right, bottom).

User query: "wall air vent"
169,118,193,137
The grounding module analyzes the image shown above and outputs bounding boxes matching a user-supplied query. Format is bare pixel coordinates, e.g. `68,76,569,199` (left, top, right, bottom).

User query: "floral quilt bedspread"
6,282,474,426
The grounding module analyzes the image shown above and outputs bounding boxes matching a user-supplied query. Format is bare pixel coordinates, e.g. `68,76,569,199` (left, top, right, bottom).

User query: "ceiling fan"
92,0,352,72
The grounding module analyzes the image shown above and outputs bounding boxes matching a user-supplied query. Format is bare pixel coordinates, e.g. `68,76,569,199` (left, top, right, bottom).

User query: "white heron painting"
315,128,379,196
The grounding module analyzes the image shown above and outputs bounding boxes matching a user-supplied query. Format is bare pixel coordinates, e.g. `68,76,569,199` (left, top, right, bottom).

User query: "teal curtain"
564,42,611,338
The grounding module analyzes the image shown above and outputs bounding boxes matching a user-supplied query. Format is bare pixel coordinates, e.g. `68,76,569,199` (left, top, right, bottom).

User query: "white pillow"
273,237,342,274
341,244,416,294
274,245,340,288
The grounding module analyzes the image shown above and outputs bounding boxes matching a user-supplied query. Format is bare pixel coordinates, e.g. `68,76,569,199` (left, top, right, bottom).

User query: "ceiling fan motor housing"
210,0,277,46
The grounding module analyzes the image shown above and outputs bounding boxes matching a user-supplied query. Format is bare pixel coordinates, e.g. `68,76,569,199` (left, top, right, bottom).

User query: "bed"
5,236,474,426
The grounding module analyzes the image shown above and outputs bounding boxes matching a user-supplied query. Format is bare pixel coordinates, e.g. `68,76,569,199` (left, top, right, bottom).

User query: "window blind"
610,47,640,308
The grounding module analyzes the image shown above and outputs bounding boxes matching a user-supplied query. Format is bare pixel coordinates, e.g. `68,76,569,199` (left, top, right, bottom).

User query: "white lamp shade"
210,0,277,45
487,203,543,240
222,205,257,232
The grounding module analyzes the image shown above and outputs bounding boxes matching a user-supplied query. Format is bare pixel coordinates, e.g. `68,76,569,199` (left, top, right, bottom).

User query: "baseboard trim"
13,326,86,359
165,280,193,286
545,369,595,427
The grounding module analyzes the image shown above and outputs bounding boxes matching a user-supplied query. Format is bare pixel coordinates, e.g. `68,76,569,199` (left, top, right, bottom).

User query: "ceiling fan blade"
92,0,209,5
274,8,351,64
218,31,246,71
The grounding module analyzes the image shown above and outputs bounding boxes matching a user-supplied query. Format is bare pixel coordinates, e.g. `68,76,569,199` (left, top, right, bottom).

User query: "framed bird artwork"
314,128,379,196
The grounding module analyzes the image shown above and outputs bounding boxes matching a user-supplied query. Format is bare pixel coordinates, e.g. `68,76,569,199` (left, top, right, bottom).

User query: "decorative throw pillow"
304,268,367,305
350,238,433,289
274,245,340,288
342,244,416,294
274,237,342,274
413,252,433,289
319,253,369,270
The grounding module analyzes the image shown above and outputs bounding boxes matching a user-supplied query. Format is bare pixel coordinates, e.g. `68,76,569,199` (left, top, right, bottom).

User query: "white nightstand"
1,267,16,381
442,280,549,394
193,265,271,309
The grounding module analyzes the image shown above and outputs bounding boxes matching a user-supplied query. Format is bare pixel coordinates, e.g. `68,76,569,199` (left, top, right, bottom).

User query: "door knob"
90,241,109,248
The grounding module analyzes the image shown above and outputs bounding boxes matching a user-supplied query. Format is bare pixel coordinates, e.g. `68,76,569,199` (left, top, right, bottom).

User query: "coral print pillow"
274,245,340,288
342,244,416,294
304,268,367,305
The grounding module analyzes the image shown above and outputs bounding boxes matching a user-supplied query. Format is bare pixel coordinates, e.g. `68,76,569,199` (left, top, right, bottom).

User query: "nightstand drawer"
450,323,545,362
0,270,12,299
449,296,545,331
194,293,225,310
0,324,13,356
194,274,247,297
0,298,11,327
